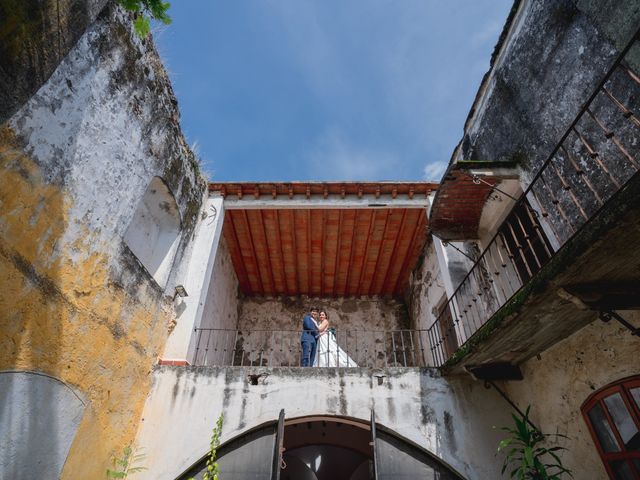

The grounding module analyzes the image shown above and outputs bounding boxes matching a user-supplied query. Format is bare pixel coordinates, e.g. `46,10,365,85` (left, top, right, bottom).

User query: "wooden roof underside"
222,207,428,298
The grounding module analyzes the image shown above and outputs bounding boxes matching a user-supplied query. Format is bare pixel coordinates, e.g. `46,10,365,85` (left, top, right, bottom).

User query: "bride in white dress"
313,311,358,367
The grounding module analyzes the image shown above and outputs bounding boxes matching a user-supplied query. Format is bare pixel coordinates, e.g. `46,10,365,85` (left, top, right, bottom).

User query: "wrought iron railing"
427,30,640,366
192,328,432,367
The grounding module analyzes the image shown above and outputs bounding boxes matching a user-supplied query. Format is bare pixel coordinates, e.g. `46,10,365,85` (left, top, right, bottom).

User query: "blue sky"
155,1,513,182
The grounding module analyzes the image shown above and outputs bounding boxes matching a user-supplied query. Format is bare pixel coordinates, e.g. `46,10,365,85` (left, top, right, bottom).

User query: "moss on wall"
443,169,640,370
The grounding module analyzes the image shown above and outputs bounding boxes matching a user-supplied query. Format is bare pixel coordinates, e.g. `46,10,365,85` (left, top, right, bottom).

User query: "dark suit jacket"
300,313,319,342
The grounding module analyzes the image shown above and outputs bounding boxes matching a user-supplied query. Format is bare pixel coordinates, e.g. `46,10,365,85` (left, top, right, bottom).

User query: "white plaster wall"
0,371,86,480
123,177,182,288
406,241,448,365
164,197,225,362
134,367,514,480
501,315,640,480
8,11,201,276
407,241,448,331
476,179,522,247
192,237,240,365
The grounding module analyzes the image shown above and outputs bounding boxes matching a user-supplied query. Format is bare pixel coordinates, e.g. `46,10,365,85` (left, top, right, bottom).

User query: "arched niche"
123,176,182,288
0,371,86,479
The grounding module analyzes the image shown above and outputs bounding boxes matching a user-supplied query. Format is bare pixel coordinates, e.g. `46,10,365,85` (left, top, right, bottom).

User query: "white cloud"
423,161,447,181
304,128,399,180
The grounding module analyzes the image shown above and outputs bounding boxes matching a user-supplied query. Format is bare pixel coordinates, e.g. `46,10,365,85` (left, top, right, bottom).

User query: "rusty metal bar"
449,299,465,344
203,329,212,366
416,329,425,366
524,203,553,259
513,209,543,270
573,126,622,188
194,328,204,365
559,143,605,206
494,234,520,295
485,243,510,303
585,108,640,169
549,158,589,221
601,87,640,128
539,171,576,235
231,330,239,366
427,327,440,366
506,220,534,279
620,62,640,86
391,331,398,365
399,331,408,366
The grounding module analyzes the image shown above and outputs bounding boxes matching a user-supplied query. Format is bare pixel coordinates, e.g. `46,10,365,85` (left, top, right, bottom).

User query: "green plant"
497,406,572,480
190,413,224,480
106,446,146,478
118,0,172,38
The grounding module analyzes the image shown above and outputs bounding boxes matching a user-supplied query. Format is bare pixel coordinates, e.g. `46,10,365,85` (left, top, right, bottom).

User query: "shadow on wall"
0,372,86,477
0,126,68,478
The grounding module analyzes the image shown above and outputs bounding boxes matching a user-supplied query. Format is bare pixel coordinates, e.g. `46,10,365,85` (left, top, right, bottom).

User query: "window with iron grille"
582,376,640,479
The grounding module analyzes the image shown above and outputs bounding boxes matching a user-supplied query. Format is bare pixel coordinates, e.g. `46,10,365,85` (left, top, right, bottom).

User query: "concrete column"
162,196,225,363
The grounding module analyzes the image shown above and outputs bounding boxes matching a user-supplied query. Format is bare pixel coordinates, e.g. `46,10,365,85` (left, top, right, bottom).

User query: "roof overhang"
429,162,519,240
209,182,437,299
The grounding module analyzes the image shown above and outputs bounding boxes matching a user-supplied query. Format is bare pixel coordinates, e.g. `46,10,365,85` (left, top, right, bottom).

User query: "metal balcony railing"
427,30,640,367
192,328,432,368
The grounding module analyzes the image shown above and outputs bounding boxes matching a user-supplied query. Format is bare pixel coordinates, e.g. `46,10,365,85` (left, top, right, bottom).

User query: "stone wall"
459,0,640,173
134,366,515,480
236,295,410,366
0,3,204,478
0,0,109,123
501,312,640,480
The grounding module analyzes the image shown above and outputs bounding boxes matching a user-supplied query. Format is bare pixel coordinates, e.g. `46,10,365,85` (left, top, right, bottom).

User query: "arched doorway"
281,417,372,480
178,411,463,480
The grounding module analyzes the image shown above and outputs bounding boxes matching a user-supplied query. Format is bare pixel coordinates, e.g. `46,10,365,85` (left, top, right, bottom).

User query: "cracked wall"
235,295,409,366
501,314,640,480
134,366,514,480
0,3,204,478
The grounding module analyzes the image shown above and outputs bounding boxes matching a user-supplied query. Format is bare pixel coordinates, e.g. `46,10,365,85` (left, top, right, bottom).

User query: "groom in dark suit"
300,306,319,367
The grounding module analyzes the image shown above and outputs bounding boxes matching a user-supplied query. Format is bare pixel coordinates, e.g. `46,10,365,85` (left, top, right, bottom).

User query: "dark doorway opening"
281,417,372,480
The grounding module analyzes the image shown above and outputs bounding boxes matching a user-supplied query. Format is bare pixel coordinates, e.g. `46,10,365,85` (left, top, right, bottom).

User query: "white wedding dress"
313,329,358,367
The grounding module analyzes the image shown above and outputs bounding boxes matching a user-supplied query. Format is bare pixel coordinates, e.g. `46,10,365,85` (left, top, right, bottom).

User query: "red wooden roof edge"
209,181,438,199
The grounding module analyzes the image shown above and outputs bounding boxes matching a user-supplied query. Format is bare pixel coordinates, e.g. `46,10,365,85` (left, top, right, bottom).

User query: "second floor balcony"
192,328,431,368
427,29,640,370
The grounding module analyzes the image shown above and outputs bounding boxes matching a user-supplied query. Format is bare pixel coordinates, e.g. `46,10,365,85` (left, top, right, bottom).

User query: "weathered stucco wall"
459,0,640,174
0,4,204,478
135,366,515,480
0,0,109,123
199,237,239,331
501,314,640,480
0,371,86,479
192,237,240,365
407,240,447,332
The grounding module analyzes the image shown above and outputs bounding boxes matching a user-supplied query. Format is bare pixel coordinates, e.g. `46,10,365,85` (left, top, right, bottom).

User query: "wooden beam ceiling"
222,207,428,298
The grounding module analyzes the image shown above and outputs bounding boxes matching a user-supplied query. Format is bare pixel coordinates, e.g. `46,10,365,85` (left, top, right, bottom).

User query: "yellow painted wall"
0,126,174,478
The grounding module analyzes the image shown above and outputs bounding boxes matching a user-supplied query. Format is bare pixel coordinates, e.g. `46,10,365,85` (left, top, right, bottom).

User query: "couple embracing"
300,306,357,367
